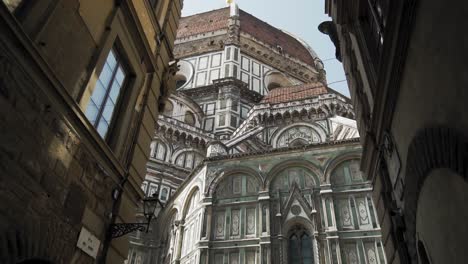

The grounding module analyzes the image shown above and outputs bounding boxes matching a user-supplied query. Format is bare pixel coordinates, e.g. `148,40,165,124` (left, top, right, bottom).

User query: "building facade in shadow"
321,1,468,263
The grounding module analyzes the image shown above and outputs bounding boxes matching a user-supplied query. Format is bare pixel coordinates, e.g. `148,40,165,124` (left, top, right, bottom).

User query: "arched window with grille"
174,151,204,170
150,140,167,161
288,227,314,264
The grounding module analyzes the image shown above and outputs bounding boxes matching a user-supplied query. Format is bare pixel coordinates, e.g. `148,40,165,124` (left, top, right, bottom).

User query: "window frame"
358,0,390,72
85,46,129,139
230,115,237,127
78,10,148,163
151,140,167,161
175,151,203,170
218,114,226,127
205,103,216,116
241,105,250,119
288,228,314,264
204,118,214,132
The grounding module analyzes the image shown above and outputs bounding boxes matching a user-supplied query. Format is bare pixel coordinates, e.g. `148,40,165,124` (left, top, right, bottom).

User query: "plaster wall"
0,0,182,262
416,169,468,264
390,0,468,203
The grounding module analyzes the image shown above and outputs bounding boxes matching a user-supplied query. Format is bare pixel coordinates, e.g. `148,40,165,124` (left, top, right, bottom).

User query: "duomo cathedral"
128,3,385,264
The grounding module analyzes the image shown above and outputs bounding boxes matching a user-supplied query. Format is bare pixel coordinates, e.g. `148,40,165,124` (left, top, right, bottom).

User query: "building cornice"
157,116,215,142
206,138,360,162
232,93,354,138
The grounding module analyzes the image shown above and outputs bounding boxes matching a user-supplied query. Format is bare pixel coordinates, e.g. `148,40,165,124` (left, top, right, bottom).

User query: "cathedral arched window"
288,228,314,264
184,111,196,126
175,151,204,170
150,140,167,161
330,159,364,186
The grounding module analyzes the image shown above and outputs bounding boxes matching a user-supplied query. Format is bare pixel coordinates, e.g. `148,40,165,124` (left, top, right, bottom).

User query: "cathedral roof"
261,82,328,104
177,7,317,66
239,10,316,66
177,8,230,38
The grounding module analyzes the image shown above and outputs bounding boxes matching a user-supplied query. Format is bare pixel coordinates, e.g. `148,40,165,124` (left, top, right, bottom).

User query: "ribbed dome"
177,7,319,67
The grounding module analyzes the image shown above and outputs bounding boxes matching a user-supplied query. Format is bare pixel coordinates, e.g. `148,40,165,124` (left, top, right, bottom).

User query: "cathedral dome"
176,7,321,69
238,9,319,67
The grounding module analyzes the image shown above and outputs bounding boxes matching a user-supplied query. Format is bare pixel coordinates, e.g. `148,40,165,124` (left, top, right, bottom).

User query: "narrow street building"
0,1,182,263
322,1,468,263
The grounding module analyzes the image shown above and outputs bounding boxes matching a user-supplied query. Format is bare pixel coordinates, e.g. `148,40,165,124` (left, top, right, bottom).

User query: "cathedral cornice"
157,116,215,144
232,94,354,138
206,138,360,162
181,77,263,103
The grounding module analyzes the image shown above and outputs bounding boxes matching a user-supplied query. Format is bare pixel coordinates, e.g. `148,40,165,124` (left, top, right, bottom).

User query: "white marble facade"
151,149,387,264
176,45,302,96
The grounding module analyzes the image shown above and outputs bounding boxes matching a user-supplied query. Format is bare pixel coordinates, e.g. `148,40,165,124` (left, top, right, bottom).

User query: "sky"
181,0,349,97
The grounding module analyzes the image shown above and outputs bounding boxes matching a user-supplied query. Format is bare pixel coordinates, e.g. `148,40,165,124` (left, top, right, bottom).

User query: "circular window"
267,82,282,90
175,74,187,89
291,205,302,215
264,71,293,91
174,60,194,90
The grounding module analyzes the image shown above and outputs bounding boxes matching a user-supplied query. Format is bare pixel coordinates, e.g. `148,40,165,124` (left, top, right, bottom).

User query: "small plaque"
77,227,101,259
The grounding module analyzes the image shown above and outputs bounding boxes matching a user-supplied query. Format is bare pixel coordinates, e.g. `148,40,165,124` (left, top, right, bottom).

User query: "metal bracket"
110,223,147,238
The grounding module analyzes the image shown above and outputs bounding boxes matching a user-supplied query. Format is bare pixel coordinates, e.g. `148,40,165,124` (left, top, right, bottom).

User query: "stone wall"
0,0,183,262
0,18,114,262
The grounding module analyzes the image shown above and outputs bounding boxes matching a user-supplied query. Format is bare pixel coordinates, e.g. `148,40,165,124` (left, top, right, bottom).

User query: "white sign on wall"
77,227,101,259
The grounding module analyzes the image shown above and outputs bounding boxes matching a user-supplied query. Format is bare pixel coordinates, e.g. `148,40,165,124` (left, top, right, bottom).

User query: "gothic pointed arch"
286,227,314,264
281,184,314,222
282,217,317,264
